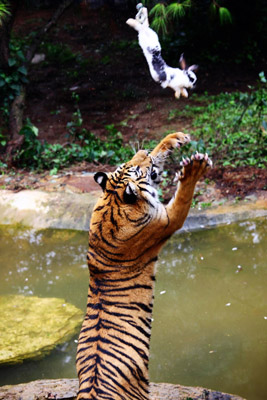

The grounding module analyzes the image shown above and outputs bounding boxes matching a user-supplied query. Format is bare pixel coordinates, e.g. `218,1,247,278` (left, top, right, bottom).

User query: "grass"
169,76,267,168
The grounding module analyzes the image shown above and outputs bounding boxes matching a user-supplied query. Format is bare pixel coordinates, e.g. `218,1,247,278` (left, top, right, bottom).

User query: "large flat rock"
0,296,83,365
0,190,99,231
0,378,245,400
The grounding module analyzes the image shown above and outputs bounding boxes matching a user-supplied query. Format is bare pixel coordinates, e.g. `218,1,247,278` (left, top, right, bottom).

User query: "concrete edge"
0,190,266,232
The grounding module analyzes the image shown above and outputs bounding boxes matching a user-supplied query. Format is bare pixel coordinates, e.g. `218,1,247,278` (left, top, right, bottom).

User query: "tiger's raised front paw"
171,132,191,148
151,132,190,158
179,152,212,182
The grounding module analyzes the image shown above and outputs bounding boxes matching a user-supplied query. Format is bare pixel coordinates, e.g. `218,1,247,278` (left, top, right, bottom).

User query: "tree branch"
6,0,76,146
25,0,76,64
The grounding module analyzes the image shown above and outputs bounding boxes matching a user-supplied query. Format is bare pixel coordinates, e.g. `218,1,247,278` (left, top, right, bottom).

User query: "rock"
0,296,83,365
0,190,99,231
0,189,266,232
0,379,245,400
31,54,46,64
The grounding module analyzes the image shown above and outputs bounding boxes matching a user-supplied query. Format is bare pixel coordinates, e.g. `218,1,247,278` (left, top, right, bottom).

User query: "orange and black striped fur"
76,132,212,400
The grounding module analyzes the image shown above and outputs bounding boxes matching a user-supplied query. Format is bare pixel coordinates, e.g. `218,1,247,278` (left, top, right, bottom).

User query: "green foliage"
0,128,7,147
12,94,134,174
218,7,232,25
14,116,134,174
0,39,28,124
0,160,7,169
15,119,43,166
0,1,10,25
41,42,77,64
144,1,267,67
149,3,167,19
147,0,232,35
175,74,267,168
166,1,191,19
149,3,168,35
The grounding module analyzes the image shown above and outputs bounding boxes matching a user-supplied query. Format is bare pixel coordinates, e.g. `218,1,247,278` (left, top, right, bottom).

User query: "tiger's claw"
178,152,212,182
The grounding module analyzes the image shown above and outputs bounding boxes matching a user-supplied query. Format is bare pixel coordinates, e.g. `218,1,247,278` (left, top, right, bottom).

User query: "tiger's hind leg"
165,152,212,234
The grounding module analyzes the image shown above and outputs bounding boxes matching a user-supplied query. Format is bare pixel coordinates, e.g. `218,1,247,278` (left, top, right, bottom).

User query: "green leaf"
8,58,16,67
31,125,39,137
16,50,25,61
10,84,20,92
149,3,166,19
0,2,10,24
219,7,232,25
259,71,266,84
167,2,190,19
17,66,27,75
151,16,168,35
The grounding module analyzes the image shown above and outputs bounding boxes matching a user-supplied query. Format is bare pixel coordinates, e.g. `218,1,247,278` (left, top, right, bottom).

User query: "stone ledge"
0,379,245,400
0,190,99,231
0,189,266,232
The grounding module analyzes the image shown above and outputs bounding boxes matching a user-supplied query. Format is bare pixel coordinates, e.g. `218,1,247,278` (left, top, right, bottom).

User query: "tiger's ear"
94,172,108,191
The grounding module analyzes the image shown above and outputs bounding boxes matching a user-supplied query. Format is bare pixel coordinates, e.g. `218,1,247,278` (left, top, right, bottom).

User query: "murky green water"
0,218,266,400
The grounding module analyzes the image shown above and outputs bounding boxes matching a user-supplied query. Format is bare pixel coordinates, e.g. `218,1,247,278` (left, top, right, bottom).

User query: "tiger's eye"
151,170,157,180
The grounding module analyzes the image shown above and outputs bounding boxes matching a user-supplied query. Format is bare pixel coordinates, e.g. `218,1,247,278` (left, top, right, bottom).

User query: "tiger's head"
94,149,163,209
94,132,190,211
91,133,190,247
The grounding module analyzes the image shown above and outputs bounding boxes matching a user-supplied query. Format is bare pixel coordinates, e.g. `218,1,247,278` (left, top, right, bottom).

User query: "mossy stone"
0,295,83,365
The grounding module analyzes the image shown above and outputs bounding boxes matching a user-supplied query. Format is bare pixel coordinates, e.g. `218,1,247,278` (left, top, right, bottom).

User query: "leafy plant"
66,93,83,140
15,119,43,166
41,42,77,64
0,1,10,24
146,0,232,35
149,3,168,35
167,0,191,19
194,80,266,167
13,115,134,174
0,161,7,169
0,128,7,147
0,38,28,124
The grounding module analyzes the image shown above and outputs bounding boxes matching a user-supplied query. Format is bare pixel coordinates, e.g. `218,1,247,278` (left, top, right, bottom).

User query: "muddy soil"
0,4,266,201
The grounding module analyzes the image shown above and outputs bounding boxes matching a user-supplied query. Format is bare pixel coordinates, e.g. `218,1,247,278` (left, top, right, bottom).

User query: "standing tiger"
76,132,212,400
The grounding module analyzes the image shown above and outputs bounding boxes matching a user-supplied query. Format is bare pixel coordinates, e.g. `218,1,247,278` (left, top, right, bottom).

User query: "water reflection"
0,219,266,400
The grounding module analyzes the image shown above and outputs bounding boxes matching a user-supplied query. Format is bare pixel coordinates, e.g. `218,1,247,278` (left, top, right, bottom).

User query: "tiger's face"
94,149,166,214
94,132,191,209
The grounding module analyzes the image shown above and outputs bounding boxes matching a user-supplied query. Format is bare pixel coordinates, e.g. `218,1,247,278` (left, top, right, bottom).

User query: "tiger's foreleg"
165,153,212,234
150,132,190,158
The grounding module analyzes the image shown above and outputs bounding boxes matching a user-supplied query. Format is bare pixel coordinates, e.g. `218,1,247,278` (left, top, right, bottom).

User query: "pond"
0,218,266,400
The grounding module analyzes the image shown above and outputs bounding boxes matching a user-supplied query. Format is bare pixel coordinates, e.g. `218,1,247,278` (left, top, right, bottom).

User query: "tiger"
76,132,212,400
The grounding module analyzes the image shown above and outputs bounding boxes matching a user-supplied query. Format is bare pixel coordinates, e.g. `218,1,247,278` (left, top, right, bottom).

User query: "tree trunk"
4,0,76,158
8,86,26,140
